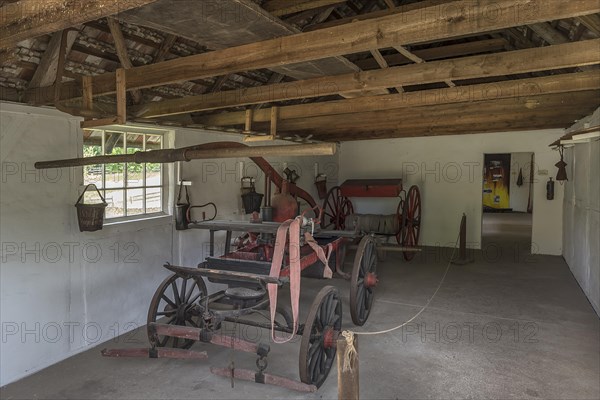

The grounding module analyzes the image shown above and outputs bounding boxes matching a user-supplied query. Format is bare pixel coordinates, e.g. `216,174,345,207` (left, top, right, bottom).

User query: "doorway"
482,153,534,253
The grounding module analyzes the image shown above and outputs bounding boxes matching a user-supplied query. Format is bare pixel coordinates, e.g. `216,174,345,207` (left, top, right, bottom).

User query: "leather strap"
268,217,302,343
304,232,333,279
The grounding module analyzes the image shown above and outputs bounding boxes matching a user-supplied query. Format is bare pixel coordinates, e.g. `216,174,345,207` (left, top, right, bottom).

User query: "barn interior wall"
339,129,566,255
562,108,600,316
0,102,338,386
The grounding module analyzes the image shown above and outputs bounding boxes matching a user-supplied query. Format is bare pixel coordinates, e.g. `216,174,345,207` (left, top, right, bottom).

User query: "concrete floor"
2,215,599,399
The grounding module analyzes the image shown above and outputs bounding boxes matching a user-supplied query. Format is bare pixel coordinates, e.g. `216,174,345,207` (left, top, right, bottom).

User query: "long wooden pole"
35,143,336,169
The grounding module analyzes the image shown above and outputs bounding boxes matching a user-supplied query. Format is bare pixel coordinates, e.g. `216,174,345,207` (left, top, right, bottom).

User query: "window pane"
83,129,103,188
145,135,162,187
146,188,162,214
105,131,124,189
126,133,144,187
126,188,144,216
105,189,125,219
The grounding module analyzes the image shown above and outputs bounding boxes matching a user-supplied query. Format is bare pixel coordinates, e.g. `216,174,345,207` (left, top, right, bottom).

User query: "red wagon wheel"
401,185,422,261
321,186,354,230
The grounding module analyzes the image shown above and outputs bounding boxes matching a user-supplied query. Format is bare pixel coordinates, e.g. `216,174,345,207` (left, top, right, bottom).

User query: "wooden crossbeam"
30,0,600,103
251,91,599,133
133,40,600,118
193,71,600,127
313,117,586,141
0,0,159,50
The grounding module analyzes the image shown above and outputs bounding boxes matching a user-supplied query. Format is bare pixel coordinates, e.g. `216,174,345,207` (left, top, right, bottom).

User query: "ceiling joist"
194,71,600,127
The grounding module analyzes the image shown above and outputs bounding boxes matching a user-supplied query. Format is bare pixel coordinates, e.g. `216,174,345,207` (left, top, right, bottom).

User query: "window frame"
82,126,170,223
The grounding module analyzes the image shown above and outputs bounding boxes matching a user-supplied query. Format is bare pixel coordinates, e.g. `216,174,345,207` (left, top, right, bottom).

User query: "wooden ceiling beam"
30,0,600,103
255,91,598,132
194,71,600,126
311,118,582,141
289,100,595,138
0,0,159,50
131,39,600,118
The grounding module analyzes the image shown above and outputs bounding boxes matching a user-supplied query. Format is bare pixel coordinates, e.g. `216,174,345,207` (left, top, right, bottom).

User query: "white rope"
350,229,460,336
341,331,357,372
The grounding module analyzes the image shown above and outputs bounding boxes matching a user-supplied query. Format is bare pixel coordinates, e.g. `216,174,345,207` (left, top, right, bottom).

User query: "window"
83,128,166,220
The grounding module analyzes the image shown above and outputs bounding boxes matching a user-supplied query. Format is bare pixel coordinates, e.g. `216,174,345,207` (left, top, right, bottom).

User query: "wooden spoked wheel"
147,273,207,349
350,235,378,326
401,185,422,261
321,186,354,230
299,286,342,388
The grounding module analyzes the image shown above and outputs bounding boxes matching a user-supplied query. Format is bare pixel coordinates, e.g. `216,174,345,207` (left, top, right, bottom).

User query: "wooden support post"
244,109,253,133
337,332,359,400
53,30,69,104
79,69,125,129
270,106,278,138
116,68,127,124
82,76,93,112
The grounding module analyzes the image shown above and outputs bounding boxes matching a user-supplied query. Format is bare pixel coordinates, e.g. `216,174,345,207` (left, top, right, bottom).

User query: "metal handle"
76,184,106,205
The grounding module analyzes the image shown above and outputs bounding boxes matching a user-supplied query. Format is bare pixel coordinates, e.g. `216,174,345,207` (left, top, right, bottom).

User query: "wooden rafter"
354,38,508,69
131,40,600,118
106,17,142,104
27,29,78,90
0,0,159,50
193,71,600,127
29,0,600,103
263,0,345,17
577,14,600,36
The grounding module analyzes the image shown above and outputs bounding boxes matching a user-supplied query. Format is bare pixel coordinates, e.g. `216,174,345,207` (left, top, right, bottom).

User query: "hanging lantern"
555,146,568,181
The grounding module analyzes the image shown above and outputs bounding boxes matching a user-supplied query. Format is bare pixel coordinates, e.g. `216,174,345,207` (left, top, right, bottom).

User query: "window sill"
81,214,173,237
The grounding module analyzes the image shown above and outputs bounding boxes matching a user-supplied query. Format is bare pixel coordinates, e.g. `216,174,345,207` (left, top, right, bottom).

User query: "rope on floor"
350,227,461,337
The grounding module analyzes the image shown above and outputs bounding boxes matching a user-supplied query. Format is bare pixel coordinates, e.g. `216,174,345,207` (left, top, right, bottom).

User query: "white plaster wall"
339,129,565,254
509,152,532,213
562,108,600,316
0,103,339,386
0,103,174,386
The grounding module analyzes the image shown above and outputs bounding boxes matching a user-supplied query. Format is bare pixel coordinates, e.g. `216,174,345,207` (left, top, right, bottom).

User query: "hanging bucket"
242,188,263,214
315,174,328,200
175,181,190,230
75,184,107,232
